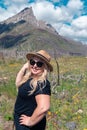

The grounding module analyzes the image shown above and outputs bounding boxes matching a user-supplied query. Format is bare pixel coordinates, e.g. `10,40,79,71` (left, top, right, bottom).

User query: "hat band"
36,53,50,62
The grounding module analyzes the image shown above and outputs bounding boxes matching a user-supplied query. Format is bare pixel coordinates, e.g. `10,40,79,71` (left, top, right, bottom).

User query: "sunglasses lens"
30,59,43,68
37,62,43,67
30,59,35,66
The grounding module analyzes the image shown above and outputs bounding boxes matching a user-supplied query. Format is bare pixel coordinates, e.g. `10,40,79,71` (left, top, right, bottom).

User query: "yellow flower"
55,111,58,114
47,111,51,116
77,115,81,120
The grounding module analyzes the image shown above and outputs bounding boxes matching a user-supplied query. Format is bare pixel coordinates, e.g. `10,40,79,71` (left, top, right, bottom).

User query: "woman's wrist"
20,68,25,74
20,67,27,75
28,117,32,127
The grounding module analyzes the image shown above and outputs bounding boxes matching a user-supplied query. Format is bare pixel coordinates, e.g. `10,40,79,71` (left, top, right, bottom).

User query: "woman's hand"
19,114,31,126
21,62,29,73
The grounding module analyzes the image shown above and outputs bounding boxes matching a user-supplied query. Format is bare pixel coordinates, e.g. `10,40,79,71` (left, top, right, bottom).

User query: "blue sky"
0,0,87,44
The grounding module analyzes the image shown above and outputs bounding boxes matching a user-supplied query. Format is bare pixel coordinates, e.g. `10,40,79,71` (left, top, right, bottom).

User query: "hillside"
0,7,87,58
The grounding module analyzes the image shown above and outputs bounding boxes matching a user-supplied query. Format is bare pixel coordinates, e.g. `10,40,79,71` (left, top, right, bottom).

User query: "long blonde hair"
18,62,48,95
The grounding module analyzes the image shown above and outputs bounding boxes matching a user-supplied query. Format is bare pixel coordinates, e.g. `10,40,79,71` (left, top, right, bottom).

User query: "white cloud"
72,16,87,29
31,0,87,44
32,1,57,22
32,1,73,24
0,0,30,21
59,24,75,38
12,0,27,2
32,0,83,24
5,0,28,4
58,15,87,44
50,0,60,2
67,0,83,10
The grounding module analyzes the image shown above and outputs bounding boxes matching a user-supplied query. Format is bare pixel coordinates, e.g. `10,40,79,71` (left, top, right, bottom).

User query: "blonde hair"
18,63,48,95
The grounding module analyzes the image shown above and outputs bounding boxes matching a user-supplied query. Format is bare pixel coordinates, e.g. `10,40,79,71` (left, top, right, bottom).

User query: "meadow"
0,56,87,130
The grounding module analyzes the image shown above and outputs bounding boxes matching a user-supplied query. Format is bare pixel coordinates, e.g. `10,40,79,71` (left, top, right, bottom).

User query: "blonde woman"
14,50,53,130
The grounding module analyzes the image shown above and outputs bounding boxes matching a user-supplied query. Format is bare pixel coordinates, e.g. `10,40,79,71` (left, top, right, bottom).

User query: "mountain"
0,7,87,58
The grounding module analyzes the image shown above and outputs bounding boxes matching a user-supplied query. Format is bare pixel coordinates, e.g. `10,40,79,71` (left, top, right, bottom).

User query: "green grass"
0,56,87,130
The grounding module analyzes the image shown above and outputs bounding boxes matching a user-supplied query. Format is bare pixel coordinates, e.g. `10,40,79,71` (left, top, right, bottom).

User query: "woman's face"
29,57,45,76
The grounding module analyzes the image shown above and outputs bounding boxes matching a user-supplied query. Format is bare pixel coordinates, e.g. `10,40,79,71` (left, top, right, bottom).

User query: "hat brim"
26,53,53,72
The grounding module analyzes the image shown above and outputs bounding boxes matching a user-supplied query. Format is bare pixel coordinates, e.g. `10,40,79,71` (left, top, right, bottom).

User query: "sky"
0,0,87,44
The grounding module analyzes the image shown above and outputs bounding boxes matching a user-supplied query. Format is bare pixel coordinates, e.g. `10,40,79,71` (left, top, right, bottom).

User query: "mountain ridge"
0,7,87,58
3,7,58,36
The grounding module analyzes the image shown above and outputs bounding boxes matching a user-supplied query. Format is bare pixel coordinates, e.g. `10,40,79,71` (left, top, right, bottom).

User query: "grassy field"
0,56,87,130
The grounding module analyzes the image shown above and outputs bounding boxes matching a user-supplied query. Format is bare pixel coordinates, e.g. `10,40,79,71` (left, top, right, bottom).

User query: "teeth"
33,68,38,71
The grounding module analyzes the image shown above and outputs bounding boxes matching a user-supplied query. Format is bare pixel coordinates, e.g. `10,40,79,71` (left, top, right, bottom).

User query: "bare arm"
19,94,50,127
15,62,29,87
29,94,50,125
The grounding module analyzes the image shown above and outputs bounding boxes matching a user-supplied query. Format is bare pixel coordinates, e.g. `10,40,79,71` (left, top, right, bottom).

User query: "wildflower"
47,111,51,116
77,109,83,114
55,111,58,114
77,115,81,120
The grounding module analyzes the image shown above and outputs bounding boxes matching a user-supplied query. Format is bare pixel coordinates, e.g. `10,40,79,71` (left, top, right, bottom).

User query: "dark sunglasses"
30,59,44,68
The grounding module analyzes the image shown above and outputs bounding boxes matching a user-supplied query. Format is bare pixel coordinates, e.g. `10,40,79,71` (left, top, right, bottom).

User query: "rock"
66,121,77,130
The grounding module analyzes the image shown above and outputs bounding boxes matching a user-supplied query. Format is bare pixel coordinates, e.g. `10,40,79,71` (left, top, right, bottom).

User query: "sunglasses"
30,59,44,68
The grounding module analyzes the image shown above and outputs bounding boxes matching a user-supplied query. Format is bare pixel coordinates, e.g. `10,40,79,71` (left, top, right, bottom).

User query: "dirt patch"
0,116,13,130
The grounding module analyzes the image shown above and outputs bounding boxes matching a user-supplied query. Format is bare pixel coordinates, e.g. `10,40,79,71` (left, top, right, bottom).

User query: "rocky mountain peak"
2,7,58,35
20,7,33,15
4,7,37,25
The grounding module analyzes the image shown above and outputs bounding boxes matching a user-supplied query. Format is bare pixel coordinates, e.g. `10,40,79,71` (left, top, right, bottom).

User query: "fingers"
19,115,30,126
20,114,26,119
19,115,26,125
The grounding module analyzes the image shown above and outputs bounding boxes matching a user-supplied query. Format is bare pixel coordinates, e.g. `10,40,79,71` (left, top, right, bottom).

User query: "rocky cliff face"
3,7,58,35
4,7,37,24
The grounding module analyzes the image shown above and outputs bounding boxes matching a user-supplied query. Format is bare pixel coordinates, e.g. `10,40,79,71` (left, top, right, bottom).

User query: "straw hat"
26,50,53,72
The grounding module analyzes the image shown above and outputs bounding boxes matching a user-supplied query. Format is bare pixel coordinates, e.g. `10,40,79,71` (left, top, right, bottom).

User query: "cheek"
29,65,32,71
37,68,43,73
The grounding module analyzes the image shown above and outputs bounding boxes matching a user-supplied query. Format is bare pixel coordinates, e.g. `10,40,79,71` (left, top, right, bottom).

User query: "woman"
14,50,53,130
